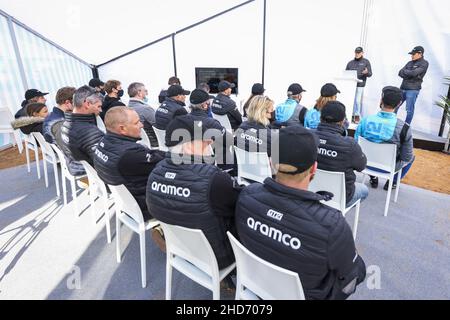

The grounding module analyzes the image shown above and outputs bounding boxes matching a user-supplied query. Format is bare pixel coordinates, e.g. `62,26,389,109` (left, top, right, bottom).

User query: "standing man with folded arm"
397,45,429,125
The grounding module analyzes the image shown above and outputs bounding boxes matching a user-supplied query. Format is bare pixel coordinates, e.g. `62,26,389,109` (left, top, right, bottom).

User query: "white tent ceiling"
0,0,245,65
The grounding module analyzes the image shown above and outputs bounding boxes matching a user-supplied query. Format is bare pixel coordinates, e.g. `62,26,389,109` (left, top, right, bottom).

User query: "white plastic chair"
23,133,41,179
96,115,106,133
153,127,168,152
138,128,152,149
227,232,305,300
108,184,160,288
32,132,60,197
160,222,236,300
80,160,114,243
0,107,23,153
308,169,360,239
211,113,232,133
233,146,272,185
358,137,402,217
50,144,86,215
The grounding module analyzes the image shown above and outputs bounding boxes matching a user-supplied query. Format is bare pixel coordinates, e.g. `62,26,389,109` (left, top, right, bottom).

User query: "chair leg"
62,176,67,205
212,279,220,300
235,279,242,300
43,158,49,187
139,231,147,288
34,145,41,179
166,255,173,300
53,162,60,197
70,178,79,216
89,189,97,225
14,131,23,153
116,213,121,263
394,169,402,203
104,199,112,244
25,144,30,173
384,178,393,217
353,201,360,240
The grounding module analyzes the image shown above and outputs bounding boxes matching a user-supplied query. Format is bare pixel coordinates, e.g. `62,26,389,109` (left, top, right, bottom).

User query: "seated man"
315,101,368,207
43,86,76,143
211,80,242,130
94,106,164,220
146,114,240,269
355,86,414,190
274,83,307,127
59,86,104,172
154,84,190,130
235,126,366,300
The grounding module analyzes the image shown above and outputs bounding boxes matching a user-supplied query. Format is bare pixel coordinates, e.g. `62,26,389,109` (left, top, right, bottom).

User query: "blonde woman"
235,95,274,156
304,83,340,129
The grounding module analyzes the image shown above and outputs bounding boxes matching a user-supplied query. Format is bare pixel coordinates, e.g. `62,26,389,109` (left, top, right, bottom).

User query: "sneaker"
151,226,166,253
369,176,378,188
383,180,397,190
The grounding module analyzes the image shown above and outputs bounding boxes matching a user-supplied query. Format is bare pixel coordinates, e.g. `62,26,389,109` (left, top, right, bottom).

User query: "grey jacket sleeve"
400,125,414,163
143,107,156,124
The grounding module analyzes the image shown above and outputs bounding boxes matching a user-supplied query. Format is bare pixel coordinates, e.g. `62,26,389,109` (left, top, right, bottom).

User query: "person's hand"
362,68,368,75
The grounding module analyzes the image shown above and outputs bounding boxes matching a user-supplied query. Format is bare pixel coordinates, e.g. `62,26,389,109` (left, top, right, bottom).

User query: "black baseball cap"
321,101,346,122
355,46,363,53
251,83,265,95
382,86,403,107
88,78,104,88
165,113,210,147
287,83,306,95
274,126,318,174
190,89,213,104
25,89,48,100
218,80,236,92
408,46,424,55
320,83,340,97
167,85,190,97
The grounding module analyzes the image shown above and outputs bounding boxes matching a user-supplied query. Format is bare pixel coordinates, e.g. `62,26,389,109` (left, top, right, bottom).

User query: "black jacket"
211,93,242,130
59,113,104,166
99,96,125,120
94,132,164,220
235,120,273,157
315,123,367,203
147,156,239,268
398,57,429,90
346,57,373,87
154,98,188,130
236,178,366,300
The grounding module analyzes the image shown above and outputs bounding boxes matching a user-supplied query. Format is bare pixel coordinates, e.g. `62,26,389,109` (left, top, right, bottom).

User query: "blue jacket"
275,99,306,126
304,107,321,129
355,111,413,169
43,107,65,143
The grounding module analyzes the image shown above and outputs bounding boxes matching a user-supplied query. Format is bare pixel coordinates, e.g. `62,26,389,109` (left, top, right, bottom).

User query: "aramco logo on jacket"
247,217,301,250
151,181,191,198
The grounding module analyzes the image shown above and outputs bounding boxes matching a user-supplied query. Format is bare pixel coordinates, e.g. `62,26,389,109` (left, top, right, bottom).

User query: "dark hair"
56,87,76,105
104,80,121,94
26,103,47,116
168,76,180,85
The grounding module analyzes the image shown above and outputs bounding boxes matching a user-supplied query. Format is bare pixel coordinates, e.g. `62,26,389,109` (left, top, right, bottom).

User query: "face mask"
117,89,124,98
143,96,149,103
100,90,106,96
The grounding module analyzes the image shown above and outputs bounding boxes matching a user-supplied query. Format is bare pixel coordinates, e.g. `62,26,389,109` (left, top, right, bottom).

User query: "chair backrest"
358,137,397,173
211,113,232,133
233,146,272,184
80,160,108,198
96,115,106,133
153,127,168,152
139,128,152,149
308,169,346,211
0,107,15,131
50,144,71,175
32,132,54,157
160,222,219,277
108,184,144,224
227,232,305,300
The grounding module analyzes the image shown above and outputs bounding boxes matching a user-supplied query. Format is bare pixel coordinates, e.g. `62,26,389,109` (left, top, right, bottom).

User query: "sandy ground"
1,144,449,195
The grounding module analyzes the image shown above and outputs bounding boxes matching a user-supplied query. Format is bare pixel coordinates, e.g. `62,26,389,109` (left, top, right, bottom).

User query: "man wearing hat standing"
355,86,414,190
146,113,240,269
304,83,340,129
154,84,190,130
315,101,368,207
235,126,366,300
211,80,242,130
15,89,49,118
346,47,373,123
275,83,307,127
398,45,429,125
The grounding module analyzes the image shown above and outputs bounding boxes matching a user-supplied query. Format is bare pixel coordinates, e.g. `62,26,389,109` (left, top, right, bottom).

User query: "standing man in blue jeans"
346,47,372,124
398,46,429,125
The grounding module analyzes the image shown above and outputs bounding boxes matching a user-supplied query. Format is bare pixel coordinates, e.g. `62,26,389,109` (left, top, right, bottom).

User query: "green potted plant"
435,76,450,153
